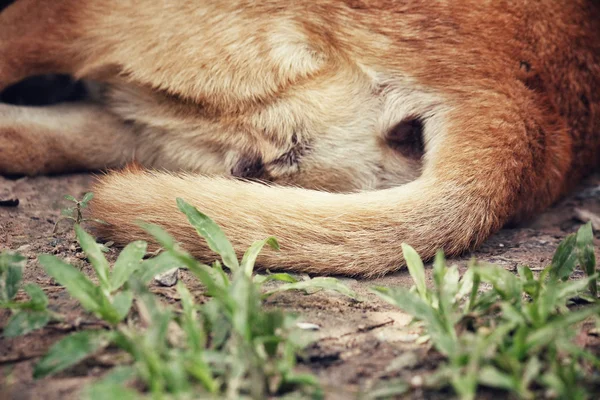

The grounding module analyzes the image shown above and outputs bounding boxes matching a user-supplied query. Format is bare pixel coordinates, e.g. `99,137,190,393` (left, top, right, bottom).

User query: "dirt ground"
1,172,600,400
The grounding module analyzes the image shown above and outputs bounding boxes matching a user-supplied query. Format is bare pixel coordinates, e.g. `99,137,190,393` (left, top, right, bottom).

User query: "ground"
1,173,600,399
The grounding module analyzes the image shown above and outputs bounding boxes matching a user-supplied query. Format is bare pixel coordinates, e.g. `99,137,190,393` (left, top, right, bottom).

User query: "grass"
52,192,106,233
2,194,600,399
0,252,54,337
372,223,600,399
2,197,359,399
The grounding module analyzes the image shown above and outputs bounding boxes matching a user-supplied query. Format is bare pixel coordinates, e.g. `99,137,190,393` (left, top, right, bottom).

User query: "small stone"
296,322,321,331
498,243,505,248
410,375,423,388
155,268,179,287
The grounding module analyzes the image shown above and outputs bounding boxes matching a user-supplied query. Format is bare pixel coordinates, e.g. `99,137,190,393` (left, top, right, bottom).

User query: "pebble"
410,375,424,388
296,322,321,331
155,268,179,287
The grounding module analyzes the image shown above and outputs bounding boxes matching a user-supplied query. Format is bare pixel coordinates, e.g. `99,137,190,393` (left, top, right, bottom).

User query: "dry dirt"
1,173,600,400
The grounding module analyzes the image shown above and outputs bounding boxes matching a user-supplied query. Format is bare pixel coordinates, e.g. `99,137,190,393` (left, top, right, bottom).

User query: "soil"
1,173,600,400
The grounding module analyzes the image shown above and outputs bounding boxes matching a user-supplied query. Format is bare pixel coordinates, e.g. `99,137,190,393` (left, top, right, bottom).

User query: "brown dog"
0,0,599,276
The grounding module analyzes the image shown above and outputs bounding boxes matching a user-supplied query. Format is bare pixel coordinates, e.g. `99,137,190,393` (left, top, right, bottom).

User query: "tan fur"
0,0,599,276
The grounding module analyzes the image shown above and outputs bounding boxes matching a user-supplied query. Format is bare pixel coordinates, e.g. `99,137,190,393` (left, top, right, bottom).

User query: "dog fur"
0,0,599,276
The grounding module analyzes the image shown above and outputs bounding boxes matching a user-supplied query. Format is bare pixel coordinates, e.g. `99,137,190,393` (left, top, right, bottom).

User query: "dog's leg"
91,88,572,276
0,103,135,175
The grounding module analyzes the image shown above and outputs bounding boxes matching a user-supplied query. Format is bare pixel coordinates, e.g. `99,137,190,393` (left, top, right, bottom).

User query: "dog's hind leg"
0,102,135,176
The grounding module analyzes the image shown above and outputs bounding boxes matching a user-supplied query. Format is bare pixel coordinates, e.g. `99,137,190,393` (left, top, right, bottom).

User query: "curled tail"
90,169,499,277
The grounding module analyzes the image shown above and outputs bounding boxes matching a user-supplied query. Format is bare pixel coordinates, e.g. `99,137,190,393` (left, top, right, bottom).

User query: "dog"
0,0,598,276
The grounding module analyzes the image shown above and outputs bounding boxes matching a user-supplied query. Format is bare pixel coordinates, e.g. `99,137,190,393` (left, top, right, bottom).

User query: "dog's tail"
90,167,507,277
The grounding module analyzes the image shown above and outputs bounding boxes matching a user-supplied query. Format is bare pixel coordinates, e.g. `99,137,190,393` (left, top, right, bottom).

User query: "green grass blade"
402,243,428,300
477,365,516,392
80,192,94,207
1,252,25,302
455,268,474,304
518,265,535,282
550,234,578,281
94,365,137,386
230,273,255,340
522,356,542,392
372,286,455,356
576,222,597,297
75,225,110,290
4,264,23,302
112,290,134,322
177,282,206,352
34,330,114,378
466,269,481,312
254,272,299,285
110,241,147,291
556,275,597,301
525,305,600,351
135,251,181,285
38,254,101,313
23,284,49,310
139,222,226,296
84,384,140,400
176,198,240,271
3,311,51,337
433,250,446,289
364,379,409,399
475,265,521,301
184,355,218,393
372,286,431,317
241,237,279,276
139,222,176,249
211,260,230,287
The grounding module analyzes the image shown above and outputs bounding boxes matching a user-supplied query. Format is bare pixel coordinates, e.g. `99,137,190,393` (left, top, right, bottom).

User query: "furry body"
0,1,599,275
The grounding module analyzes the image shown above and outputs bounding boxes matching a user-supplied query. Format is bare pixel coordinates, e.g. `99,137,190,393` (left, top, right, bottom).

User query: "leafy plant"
0,252,53,337
53,192,105,233
372,223,600,400
40,225,146,326
31,197,357,399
